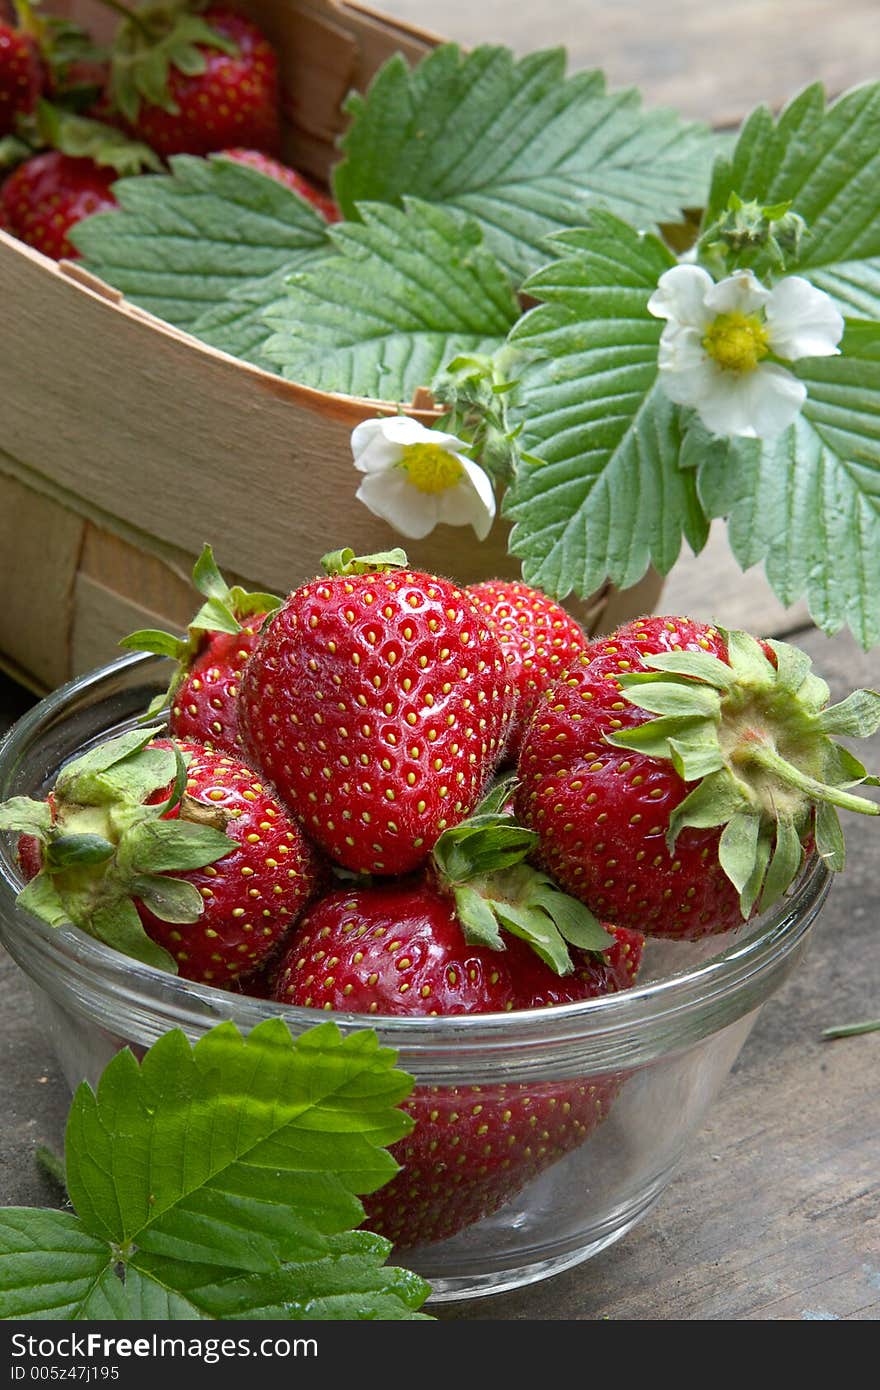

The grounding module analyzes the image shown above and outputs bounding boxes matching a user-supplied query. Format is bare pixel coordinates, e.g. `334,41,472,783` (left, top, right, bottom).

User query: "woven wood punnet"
0,0,662,693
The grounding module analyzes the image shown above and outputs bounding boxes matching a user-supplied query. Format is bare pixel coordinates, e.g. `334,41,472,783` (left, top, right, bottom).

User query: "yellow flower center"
702,311,770,373
398,443,464,494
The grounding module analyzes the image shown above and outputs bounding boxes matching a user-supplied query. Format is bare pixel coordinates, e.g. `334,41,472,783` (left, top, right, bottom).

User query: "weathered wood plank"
381,0,880,123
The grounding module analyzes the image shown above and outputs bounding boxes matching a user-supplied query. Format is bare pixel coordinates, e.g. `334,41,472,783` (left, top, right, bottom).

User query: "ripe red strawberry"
272,880,642,1245
0,19,42,136
0,149,117,258
109,5,280,158
2,729,320,986
239,548,516,875
516,616,880,940
121,544,280,758
221,148,340,222
272,883,635,1017
467,579,588,756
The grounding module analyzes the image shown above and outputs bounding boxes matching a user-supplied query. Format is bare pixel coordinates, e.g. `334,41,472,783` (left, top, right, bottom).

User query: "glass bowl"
0,654,832,1304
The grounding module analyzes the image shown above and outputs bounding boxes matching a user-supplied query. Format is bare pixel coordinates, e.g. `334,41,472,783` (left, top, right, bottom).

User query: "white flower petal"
658,323,706,372
694,361,805,438
659,357,724,409
704,269,770,317
765,276,844,360
739,362,807,437
355,472,440,539
648,264,715,327
689,374,759,437
459,456,497,513
351,416,404,474
436,467,497,540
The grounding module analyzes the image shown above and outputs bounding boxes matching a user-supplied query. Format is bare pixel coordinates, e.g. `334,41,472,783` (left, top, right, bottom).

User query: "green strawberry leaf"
262,198,520,401
78,1265,206,1320
0,1209,114,1320
0,1020,431,1321
72,155,331,338
764,638,814,695
334,44,723,282
65,1021,412,1257
641,650,736,689
189,263,308,369
131,1231,431,1320
701,81,880,318
695,319,880,648
503,213,710,600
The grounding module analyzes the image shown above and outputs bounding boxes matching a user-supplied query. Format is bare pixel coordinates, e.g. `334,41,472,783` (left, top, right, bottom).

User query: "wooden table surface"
2,0,879,1323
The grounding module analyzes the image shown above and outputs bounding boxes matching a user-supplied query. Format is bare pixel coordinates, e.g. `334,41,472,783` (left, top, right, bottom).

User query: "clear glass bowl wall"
0,655,831,1301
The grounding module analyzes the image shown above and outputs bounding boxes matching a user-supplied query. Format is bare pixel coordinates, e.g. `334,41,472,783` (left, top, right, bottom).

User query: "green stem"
96,0,153,36
742,742,880,817
821,1019,880,1040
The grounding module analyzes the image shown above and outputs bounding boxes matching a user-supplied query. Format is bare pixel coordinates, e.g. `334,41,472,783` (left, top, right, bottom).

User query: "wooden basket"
0,0,662,694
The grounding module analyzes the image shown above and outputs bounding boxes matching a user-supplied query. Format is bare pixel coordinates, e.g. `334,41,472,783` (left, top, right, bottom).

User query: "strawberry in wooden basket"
271,783,643,1247
1,98,161,259
1,149,118,257
0,11,43,136
220,147,341,221
104,2,281,157
516,616,880,939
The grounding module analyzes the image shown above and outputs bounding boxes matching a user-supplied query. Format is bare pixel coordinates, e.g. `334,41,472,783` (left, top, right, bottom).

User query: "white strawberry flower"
351,415,496,540
648,265,844,438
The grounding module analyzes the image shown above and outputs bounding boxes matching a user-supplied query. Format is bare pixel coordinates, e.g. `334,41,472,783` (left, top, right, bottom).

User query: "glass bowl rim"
0,652,833,1073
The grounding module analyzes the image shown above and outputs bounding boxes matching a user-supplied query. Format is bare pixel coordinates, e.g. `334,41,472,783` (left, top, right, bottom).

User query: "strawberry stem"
742,742,880,817
97,0,153,37
821,1019,880,1040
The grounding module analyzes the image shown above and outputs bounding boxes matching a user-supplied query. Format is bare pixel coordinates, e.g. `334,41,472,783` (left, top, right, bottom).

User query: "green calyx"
106,1,239,123
0,729,235,973
432,777,614,974
1,95,159,177
698,190,807,277
119,543,280,717
431,352,530,485
34,100,163,175
320,547,409,578
605,629,880,917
